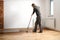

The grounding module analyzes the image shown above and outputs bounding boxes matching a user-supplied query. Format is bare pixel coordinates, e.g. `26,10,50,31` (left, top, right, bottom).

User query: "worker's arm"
31,8,36,16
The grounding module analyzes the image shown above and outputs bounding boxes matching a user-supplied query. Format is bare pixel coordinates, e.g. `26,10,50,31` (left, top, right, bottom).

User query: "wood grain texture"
0,29,60,40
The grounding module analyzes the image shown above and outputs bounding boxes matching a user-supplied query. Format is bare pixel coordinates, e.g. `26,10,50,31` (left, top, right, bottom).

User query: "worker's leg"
33,17,38,32
37,16,42,33
39,22,42,33
33,21,38,32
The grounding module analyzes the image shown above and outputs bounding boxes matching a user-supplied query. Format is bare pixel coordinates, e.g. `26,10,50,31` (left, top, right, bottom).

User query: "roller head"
26,31,28,32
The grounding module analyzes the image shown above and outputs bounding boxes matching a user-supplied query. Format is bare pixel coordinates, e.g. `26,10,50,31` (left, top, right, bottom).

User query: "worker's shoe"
39,31,43,33
33,30,36,32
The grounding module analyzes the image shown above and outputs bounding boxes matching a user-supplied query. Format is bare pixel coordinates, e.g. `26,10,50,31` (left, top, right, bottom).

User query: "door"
0,0,4,33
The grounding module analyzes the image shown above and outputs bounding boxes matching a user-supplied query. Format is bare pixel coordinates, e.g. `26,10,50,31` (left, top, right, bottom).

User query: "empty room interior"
0,0,60,40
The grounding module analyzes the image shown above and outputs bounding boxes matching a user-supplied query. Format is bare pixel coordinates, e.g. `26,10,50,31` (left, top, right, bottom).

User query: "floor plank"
0,29,60,40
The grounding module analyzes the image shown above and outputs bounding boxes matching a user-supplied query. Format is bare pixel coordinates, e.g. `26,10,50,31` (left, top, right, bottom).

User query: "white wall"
39,0,46,18
44,0,55,28
44,0,60,31
43,0,55,30
54,0,60,31
45,0,50,18
4,0,60,31
4,0,46,29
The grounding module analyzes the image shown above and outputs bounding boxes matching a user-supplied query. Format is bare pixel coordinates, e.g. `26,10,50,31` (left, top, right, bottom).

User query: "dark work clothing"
33,16,42,32
32,7,40,16
32,6,42,32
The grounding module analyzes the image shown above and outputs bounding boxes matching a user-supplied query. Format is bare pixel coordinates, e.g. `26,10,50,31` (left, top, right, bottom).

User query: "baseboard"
44,27,60,32
1,28,33,33
0,27,60,33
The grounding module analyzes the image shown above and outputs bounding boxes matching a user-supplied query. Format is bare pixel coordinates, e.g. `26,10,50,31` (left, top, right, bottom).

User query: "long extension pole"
26,16,32,32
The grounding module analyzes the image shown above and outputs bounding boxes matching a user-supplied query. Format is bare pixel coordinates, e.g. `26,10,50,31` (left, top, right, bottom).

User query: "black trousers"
33,16,42,32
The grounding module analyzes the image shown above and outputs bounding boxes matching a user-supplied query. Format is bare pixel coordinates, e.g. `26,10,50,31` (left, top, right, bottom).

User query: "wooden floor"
0,29,60,40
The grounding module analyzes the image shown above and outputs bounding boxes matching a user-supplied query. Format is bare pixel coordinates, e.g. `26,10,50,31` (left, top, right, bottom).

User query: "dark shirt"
32,7,40,17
